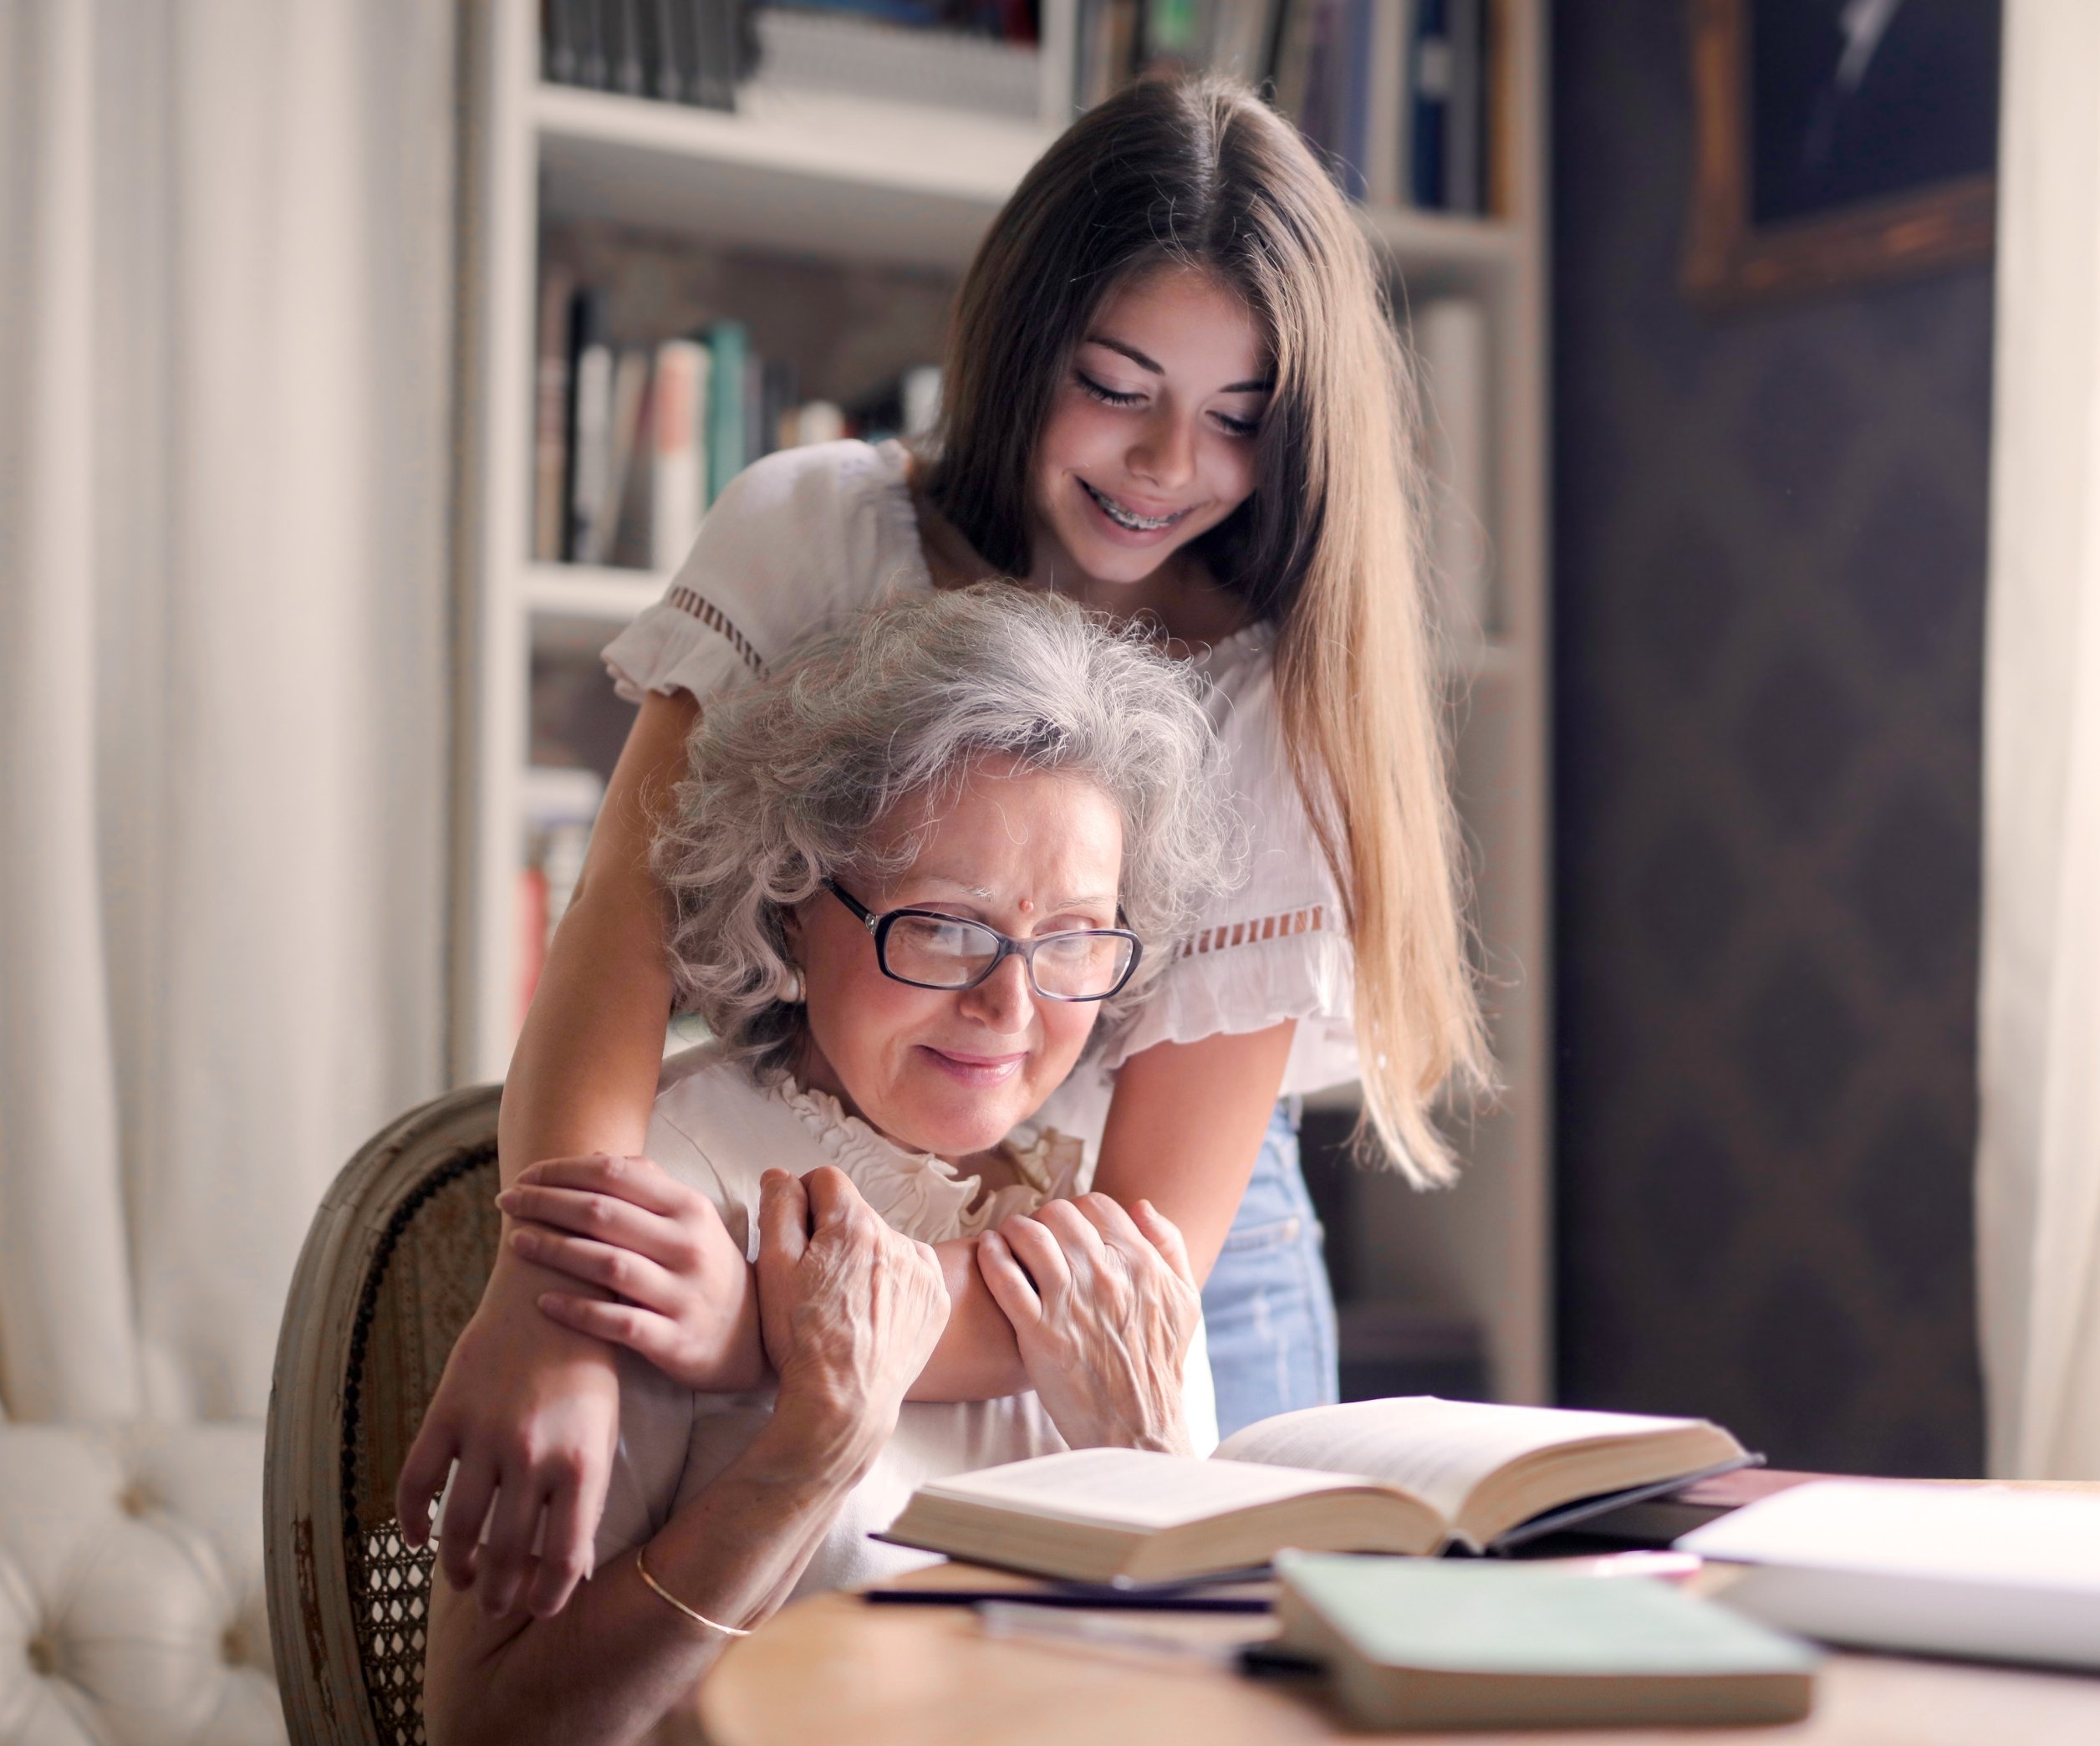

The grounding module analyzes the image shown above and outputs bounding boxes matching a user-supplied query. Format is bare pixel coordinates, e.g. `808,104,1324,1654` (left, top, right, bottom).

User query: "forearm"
497,687,698,1189
425,1406,874,1746
1088,1023,1297,1281
905,1238,1027,1401
485,692,697,1366
497,882,675,1188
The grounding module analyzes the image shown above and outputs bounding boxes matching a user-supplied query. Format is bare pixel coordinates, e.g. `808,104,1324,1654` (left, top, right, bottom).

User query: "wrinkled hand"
395,1213,624,1619
755,1167,949,1466
977,1194,1200,1455
499,1153,763,1393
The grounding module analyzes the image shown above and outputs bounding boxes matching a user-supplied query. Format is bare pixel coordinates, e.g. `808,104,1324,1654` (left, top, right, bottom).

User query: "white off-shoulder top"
602,439,1359,1146
592,1046,1218,1598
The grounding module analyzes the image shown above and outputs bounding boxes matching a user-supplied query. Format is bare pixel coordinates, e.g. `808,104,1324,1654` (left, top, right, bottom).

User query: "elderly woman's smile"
786,758,1125,1161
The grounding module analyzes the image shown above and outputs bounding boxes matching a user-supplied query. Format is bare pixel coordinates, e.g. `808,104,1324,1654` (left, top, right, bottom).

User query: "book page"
920,1447,1367,1531
1216,1398,1705,1525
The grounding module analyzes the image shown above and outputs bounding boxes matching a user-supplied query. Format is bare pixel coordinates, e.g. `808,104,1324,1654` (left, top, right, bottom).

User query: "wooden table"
696,1563,2100,1745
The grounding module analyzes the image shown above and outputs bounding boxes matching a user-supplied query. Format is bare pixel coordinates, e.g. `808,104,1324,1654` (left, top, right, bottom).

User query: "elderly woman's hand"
755,1166,950,1470
977,1194,1200,1455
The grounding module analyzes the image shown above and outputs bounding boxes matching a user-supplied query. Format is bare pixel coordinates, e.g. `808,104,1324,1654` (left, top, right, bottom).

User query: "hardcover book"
882,1396,1752,1584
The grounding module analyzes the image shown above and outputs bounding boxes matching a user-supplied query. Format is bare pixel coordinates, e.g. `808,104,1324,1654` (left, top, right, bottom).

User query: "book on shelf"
543,0,748,110
531,273,943,574
1272,1551,1818,1731
751,4,1042,118
546,0,1045,116
564,288,615,568
1362,0,1408,207
534,266,578,564
1414,295,1492,643
1068,0,1496,214
1409,0,1448,208
1443,0,1482,213
597,347,655,568
880,1396,1755,1584
704,319,748,508
650,337,712,574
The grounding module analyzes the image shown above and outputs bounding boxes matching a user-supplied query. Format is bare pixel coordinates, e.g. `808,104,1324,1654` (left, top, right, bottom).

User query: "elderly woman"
423,586,1223,1745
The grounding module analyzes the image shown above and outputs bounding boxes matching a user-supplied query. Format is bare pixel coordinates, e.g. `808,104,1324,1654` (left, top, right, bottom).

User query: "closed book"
1338,0,1374,200
652,0,689,100
687,0,738,110
1273,1553,1819,1730
1680,1478,2100,1672
1363,0,1413,207
651,337,711,572
544,0,581,84
1444,0,1481,212
609,0,649,94
1409,0,1449,207
882,1396,1752,1584
1205,0,1277,83
591,345,652,567
565,287,612,564
705,321,748,504
1270,0,1319,130
578,0,611,89
1574,1466,1820,1546
533,266,577,563
1073,0,1140,109
1414,297,1491,642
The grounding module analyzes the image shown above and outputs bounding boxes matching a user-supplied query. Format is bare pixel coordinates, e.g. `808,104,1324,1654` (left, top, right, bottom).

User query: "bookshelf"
452,0,1552,1403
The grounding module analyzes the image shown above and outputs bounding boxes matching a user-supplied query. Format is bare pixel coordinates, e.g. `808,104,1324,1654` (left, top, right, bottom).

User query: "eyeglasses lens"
1030,932,1133,998
884,915,1001,988
881,915,1133,998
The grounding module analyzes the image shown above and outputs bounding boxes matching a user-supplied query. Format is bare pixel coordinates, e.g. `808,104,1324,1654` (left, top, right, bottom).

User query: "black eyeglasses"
823,879,1142,1002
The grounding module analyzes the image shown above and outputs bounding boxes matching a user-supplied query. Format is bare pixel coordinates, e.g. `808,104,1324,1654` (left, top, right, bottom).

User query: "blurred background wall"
1551,0,1990,1476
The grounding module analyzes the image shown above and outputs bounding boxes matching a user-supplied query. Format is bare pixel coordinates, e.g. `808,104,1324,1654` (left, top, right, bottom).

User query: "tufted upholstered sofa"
0,1421,284,1745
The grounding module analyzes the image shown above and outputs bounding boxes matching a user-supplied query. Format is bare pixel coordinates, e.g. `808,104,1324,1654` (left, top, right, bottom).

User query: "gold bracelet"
635,1544,752,1638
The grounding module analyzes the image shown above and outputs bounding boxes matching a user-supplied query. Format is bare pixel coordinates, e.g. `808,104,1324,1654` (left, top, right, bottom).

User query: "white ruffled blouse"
602,438,1359,1147
592,1047,1219,1600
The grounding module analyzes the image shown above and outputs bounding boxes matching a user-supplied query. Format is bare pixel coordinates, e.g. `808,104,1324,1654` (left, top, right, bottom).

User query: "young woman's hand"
395,1244,624,1619
499,1154,765,1394
977,1194,1200,1455
755,1167,950,1468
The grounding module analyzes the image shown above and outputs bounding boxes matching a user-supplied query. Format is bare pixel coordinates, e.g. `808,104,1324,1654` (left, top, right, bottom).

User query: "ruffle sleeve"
602,437,929,705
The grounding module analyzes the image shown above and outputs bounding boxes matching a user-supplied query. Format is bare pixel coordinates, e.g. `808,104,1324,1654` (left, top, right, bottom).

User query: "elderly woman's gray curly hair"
654,583,1237,1079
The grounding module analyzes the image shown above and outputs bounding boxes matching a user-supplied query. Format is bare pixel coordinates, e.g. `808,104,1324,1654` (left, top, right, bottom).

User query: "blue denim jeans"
1201,1100,1340,1440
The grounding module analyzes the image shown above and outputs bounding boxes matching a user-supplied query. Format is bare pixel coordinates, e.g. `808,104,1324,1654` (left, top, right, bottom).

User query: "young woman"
400,73,1489,1621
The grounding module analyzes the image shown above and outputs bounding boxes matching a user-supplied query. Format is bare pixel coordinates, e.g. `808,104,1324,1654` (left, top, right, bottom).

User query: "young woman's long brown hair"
923,74,1491,1184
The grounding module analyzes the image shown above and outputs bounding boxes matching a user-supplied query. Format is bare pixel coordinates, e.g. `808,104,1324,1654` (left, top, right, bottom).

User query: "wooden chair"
264,1082,503,1746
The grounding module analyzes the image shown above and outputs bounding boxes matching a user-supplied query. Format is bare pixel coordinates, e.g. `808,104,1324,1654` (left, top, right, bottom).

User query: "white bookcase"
452,0,1552,1402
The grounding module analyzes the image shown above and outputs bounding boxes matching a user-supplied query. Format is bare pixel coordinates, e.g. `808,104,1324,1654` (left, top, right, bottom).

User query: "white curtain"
1977,0,2100,1478
0,1,452,1422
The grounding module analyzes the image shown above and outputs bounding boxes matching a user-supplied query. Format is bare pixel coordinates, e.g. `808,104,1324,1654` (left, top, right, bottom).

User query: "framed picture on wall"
1684,0,2000,308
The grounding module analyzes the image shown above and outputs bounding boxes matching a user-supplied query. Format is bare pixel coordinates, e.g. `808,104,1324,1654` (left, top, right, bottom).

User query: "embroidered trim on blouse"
1176,904,1325,959
665,585,765,675
768,1082,1080,1244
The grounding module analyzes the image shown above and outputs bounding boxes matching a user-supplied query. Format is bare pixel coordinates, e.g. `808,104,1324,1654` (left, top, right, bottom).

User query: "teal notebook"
1273,1552,1819,1730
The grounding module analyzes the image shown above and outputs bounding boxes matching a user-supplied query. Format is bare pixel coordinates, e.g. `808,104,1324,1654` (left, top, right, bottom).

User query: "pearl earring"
774,961,806,1005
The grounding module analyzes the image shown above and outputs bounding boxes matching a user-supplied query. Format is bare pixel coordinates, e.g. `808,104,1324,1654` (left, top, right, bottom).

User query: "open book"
881,1397,1751,1585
